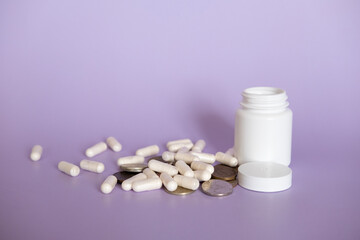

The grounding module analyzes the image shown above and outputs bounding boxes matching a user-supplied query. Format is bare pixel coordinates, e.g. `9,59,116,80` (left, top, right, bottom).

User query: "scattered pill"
162,151,176,162
121,173,147,191
101,175,117,194
117,156,145,166
85,142,107,158
148,160,178,176
58,161,80,177
143,168,160,179
80,159,105,173
168,142,194,152
215,152,239,167
50,137,240,196
166,138,192,148
175,160,194,177
173,175,199,190
190,161,214,174
132,178,163,192
175,152,199,164
225,147,234,156
190,152,216,164
30,145,43,161
191,139,206,152
160,172,178,192
194,170,211,181
136,145,160,157
106,137,122,152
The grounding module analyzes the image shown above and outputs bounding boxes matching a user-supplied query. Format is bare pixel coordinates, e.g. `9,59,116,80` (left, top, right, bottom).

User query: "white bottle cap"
237,162,292,192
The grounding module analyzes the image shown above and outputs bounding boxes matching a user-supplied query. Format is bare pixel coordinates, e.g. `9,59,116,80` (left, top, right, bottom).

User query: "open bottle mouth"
241,87,289,111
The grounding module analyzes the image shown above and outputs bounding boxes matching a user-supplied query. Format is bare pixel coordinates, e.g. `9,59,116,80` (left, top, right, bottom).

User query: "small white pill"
85,142,107,158
117,156,145,166
136,145,160,157
143,168,160,179
162,151,176,162
191,152,216,164
194,170,211,181
101,175,117,194
191,139,206,153
58,161,80,177
132,178,162,192
148,160,178,176
191,161,214,174
175,160,194,177
173,175,199,190
121,173,147,191
30,145,43,161
106,137,122,152
175,152,199,164
225,147,234,156
166,138,192,148
80,159,105,173
168,142,194,152
215,152,239,167
160,173,178,192
177,147,190,153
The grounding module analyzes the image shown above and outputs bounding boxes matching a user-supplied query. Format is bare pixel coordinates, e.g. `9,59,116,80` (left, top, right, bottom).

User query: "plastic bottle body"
234,87,293,166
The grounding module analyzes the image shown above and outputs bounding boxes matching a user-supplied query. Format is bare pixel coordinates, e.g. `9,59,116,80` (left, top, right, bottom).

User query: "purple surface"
1,0,360,239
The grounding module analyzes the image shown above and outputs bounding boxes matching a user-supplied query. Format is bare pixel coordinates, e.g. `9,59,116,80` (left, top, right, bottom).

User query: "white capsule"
215,152,239,167
136,145,160,157
106,137,122,152
168,142,194,152
166,138,192,148
101,175,117,194
177,147,190,153
132,178,162,192
160,173,178,192
173,175,199,190
80,159,105,173
117,156,145,166
143,168,160,179
175,160,194,177
191,139,206,153
191,152,216,164
191,161,214,174
58,161,80,177
225,147,234,156
148,160,178,176
30,145,43,161
121,173,147,191
175,152,199,164
194,170,212,181
162,151,176,162
85,142,107,158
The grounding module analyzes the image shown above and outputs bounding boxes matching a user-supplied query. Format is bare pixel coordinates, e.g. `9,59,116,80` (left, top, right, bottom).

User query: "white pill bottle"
234,87,293,166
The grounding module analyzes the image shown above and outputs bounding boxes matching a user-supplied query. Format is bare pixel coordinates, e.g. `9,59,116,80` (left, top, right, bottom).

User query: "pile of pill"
30,138,240,197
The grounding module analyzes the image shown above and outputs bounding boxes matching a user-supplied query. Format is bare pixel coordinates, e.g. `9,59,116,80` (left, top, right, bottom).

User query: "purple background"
1,0,360,239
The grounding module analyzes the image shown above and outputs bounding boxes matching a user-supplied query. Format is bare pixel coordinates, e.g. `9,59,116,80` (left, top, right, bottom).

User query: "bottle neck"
240,87,289,113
